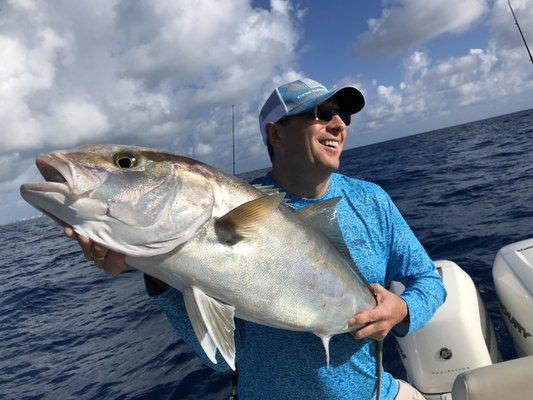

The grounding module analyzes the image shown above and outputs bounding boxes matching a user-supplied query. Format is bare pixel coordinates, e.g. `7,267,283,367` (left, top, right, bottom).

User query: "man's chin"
316,158,340,173
320,152,341,170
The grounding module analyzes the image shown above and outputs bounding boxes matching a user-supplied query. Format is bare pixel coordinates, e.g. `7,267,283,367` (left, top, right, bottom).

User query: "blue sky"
274,0,491,85
1,0,532,224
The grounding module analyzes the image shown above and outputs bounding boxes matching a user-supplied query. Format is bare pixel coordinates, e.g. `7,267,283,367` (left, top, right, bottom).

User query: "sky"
1,0,533,225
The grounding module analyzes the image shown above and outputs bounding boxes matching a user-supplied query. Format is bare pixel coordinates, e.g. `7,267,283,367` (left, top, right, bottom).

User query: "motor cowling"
492,238,533,357
391,260,499,400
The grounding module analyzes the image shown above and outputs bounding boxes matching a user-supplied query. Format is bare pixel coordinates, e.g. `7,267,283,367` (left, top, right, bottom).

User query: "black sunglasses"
277,104,351,126
313,104,351,126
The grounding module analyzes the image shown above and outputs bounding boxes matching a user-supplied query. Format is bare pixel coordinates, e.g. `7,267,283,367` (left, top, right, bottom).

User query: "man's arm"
382,194,447,336
349,191,446,339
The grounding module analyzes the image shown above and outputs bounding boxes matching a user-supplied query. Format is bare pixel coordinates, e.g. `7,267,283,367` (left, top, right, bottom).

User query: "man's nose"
327,114,346,133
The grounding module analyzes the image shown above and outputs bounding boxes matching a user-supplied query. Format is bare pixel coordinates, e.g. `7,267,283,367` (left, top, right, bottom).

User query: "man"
66,78,446,399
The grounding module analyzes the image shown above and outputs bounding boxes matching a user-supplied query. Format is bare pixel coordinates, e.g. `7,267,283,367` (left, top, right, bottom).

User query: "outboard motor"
391,260,499,400
492,238,533,356
451,238,533,400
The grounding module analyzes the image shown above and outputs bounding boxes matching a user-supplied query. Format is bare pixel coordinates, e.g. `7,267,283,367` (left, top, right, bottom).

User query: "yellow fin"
215,193,284,244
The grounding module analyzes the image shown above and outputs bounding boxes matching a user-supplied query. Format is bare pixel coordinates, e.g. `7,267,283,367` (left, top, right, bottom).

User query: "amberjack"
20,144,378,377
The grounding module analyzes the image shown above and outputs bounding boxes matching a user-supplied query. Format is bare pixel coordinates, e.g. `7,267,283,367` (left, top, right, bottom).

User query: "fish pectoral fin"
215,193,285,245
183,290,218,365
192,287,237,370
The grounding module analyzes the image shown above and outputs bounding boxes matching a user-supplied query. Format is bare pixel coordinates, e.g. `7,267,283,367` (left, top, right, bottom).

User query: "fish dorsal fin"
297,197,341,241
252,184,279,196
253,184,292,207
192,287,236,370
182,289,218,365
215,193,284,245
297,198,371,287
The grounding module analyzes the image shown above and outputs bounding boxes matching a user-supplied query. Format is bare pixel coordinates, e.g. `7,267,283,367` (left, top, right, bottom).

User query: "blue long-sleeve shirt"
147,173,446,400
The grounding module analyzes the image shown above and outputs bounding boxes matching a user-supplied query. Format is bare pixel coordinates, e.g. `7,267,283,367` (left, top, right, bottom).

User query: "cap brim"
329,86,365,115
286,85,365,116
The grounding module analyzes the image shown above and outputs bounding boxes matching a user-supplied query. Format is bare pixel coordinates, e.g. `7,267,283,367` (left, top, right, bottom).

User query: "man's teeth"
321,140,339,148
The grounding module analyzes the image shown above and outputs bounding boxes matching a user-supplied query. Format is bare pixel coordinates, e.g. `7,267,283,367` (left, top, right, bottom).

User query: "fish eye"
113,152,138,169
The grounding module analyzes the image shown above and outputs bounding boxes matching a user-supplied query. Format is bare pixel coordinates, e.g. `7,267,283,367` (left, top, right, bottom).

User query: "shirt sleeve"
144,275,233,372
384,194,447,336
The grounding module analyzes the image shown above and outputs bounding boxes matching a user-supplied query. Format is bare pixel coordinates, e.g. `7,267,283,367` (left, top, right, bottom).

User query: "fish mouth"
20,153,75,197
19,154,75,226
20,152,106,228
35,153,73,190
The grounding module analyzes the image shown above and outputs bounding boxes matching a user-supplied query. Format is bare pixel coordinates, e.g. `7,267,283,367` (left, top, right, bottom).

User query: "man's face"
275,99,348,173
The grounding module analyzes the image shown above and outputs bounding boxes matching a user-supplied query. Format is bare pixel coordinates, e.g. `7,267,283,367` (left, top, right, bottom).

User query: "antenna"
507,0,533,64
232,104,236,175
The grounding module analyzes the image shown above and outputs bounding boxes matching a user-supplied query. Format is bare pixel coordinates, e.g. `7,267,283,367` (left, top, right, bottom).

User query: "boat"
390,238,533,399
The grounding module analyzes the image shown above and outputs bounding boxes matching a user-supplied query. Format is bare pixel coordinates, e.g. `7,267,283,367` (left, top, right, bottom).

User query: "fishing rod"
232,104,236,176
507,0,533,64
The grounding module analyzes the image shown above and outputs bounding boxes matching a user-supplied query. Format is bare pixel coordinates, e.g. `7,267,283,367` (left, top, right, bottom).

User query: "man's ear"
266,122,283,148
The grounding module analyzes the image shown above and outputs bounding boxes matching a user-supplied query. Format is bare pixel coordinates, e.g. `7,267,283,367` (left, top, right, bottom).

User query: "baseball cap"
258,78,365,145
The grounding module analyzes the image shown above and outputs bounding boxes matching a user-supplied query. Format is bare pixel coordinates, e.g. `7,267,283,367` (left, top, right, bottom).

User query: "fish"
19,144,377,373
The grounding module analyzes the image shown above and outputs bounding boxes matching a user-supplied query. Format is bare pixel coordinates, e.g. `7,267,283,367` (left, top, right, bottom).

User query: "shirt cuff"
393,296,411,337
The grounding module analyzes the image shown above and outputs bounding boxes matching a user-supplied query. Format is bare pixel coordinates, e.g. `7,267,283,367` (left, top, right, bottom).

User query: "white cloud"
403,51,430,80
194,143,214,157
346,0,533,149
489,0,533,61
0,28,69,151
372,85,403,118
356,0,488,59
8,0,37,12
0,0,301,204
345,0,533,147
39,100,110,147
0,153,40,192
359,47,504,125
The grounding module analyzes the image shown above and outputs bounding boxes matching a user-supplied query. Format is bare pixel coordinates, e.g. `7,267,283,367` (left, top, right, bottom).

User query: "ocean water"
1,108,532,399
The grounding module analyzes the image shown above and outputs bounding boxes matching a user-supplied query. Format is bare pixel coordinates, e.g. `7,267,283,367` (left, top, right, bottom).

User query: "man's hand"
349,283,408,341
64,226,129,276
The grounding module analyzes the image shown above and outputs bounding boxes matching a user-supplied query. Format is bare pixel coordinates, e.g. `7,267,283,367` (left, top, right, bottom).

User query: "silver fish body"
20,144,376,370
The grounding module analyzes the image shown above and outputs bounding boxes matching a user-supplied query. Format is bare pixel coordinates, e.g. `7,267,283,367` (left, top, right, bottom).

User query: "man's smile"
320,139,340,148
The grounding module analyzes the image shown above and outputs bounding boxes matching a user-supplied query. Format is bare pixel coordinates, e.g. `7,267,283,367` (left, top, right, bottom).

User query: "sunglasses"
313,104,351,126
278,104,351,126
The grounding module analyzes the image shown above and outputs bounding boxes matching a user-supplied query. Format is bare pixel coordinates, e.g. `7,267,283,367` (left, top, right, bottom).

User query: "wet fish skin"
20,144,376,371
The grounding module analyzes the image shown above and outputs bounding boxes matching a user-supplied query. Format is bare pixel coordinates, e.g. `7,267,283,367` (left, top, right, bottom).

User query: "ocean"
1,108,532,399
